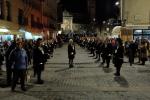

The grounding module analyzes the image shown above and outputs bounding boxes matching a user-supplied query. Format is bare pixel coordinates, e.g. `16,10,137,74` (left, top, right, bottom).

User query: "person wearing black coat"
140,42,147,65
101,39,113,68
33,38,46,84
68,39,76,68
128,41,136,66
95,40,102,61
113,38,124,76
5,41,16,86
0,48,4,75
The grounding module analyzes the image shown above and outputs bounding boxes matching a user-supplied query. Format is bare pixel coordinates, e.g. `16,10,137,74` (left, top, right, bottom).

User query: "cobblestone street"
0,44,150,100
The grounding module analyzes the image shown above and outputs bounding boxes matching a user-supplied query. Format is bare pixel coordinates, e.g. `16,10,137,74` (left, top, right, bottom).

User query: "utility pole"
120,0,123,21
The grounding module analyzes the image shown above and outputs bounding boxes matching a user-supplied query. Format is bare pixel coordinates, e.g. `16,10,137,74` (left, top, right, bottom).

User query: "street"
0,44,150,100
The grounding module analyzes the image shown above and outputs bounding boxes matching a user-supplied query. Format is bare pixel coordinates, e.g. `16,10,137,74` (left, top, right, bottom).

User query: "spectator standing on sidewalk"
0,49,4,75
68,39,76,68
95,39,102,61
5,40,17,86
33,38,46,84
101,39,113,68
9,39,28,91
140,41,148,65
128,41,136,66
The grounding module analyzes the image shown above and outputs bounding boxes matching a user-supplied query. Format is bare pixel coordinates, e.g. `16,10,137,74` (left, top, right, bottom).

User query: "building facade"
61,10,73,33
0,0,57,41
61,10,87,34
122,0,150,40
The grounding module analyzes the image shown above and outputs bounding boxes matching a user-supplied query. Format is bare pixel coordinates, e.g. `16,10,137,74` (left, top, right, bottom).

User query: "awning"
0,27,11,34
112,26,122,35
11,30,23,35
0,27,23,35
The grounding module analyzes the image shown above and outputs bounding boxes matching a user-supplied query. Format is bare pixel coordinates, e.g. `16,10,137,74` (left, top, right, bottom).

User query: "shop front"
133,29,150,40
0,34,14,42
0,20,22,41
0,27,13,42
126,25,150,41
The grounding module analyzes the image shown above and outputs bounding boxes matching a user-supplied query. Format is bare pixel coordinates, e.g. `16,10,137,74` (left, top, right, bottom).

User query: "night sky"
96,0,119,23
61,0,87,13
60,0,119,24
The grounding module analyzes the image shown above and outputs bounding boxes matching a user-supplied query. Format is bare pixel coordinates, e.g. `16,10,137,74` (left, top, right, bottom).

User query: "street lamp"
93,18,97,36
93,18,96,22
115,0,123,24
115,1,120,6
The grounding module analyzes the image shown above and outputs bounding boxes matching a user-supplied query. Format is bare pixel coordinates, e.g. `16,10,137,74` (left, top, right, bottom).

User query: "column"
120,0,123,21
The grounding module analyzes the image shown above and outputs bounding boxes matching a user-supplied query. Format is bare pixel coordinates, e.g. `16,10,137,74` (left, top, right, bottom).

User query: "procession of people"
78,35,150,76
0,31,150,92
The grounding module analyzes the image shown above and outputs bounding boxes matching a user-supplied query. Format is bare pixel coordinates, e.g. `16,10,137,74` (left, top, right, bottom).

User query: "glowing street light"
115,1,120,6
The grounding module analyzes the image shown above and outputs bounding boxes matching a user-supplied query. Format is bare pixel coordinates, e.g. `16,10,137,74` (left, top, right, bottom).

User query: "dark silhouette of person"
68,39,76,68
33,38,46,84
113,38,124,76
5,41,16,86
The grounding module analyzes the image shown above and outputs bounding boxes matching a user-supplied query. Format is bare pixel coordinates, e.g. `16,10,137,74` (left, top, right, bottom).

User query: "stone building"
0,0,57,41
121,0,150,40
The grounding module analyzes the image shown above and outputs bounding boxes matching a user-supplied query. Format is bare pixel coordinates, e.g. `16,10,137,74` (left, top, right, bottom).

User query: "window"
22,0,29,4
134,29,150,40
6,1,11,21
31,14,34,22
37,17,40,22
134,30,142,35
25,17,28,25
46,0,49,6
31,14,35,27
143,30,150,40
18,9,23,25
143,30,150,34
0,0,4,19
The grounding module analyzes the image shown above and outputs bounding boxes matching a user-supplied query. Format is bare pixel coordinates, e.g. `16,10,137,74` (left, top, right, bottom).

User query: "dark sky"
60,0,119,24
61,0,87,13
96,0,119,23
